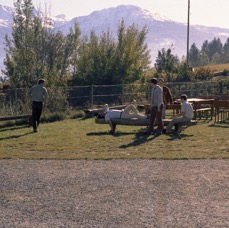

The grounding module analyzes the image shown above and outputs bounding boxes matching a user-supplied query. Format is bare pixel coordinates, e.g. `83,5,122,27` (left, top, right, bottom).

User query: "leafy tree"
73,20,151,85
3,0,81,88
3,0,36,87
114,20,151,84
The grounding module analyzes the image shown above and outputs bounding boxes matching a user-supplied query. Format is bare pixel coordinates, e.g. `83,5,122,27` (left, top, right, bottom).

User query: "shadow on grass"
208,121,229,128
167,133,194,141
119,131,159,149
0,125,29,132
87,131,135,136
0,131,33,141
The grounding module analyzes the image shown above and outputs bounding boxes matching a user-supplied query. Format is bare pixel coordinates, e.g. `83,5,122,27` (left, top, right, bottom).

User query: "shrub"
41,112,67,123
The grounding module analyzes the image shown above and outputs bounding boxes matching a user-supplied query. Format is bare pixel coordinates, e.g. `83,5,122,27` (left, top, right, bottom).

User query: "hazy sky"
1,0,229,28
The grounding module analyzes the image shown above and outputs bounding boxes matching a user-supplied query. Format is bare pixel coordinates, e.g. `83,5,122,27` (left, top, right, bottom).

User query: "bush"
222,69,229,76
194,67,213,81
41,112,67,123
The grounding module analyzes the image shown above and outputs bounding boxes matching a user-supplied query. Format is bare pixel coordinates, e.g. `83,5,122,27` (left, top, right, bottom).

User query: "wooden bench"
84,105,127,118
95,117,197,133
214,100,229,122
194,107,212,119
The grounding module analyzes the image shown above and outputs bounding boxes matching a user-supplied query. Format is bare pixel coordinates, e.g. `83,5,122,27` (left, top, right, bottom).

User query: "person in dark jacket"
158,78,173,118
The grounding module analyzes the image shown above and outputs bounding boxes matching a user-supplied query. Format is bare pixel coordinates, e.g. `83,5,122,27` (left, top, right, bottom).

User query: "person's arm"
43,87,48,100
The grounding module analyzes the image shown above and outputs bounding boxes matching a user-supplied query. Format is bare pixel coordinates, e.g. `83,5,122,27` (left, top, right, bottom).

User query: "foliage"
175,61,193,82
72,20,151,85
2,0,80,88
189,37,229,67
193,67,213,81
154,48,179,73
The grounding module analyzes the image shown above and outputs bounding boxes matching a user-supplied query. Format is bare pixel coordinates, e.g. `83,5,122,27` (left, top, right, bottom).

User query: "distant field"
0,118,228,160
200,63,229,72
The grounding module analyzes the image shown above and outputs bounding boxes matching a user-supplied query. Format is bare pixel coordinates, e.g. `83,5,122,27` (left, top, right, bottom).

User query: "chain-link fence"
0,80,229,117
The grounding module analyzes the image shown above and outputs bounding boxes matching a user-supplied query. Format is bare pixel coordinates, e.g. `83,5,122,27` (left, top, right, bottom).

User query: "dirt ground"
0,159,228,228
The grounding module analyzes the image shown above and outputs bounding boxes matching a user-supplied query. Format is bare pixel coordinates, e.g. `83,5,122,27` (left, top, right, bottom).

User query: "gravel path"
0,159,228,227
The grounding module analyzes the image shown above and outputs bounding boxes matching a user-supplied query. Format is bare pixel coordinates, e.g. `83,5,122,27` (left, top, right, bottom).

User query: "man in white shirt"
163,94,193,134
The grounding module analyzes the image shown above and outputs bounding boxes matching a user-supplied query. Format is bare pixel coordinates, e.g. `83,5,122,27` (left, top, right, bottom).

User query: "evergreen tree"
189,43,200,67
223,38,229,63
154,48,179,81
208,38,223,63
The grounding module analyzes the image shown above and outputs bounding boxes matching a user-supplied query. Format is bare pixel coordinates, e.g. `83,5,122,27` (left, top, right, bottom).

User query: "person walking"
158,78,173,119
144,78,164,135
30,78,48,133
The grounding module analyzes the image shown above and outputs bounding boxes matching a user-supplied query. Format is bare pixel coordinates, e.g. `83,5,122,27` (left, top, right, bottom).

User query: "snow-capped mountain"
1,4,229,73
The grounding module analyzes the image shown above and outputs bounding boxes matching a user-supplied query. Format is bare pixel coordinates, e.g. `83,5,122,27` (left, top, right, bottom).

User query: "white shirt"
181,101,193,119
105,109,122,122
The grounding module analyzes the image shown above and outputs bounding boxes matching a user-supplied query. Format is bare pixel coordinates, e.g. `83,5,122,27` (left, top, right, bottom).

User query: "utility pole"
187,0,190,66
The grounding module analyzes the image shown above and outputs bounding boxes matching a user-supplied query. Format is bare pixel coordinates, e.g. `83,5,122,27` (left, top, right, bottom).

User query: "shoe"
109,130,114,134
33,128,38,133
162,129,167,134
143,131,151,135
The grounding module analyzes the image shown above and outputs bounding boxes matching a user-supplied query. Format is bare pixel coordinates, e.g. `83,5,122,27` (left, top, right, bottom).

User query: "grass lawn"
0,118,228,159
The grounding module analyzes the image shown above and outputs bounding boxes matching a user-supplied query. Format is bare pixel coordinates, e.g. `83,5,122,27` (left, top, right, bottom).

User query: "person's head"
150,78,157,87
38,78,45,86
158,78,164,86
97,104,109,118
180,94,188,103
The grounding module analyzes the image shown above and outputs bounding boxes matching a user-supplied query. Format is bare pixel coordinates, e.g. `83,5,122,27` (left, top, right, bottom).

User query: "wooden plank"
0,115,31,121
95,118,197,126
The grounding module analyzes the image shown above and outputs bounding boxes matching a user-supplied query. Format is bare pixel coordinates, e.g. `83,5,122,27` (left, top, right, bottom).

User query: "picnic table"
144,98,215,120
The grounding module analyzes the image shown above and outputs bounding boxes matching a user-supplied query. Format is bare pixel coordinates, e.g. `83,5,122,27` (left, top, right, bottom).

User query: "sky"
0,0,229,29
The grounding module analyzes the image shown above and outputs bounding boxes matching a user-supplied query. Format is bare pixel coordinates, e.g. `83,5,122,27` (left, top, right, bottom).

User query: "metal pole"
187,0,190,66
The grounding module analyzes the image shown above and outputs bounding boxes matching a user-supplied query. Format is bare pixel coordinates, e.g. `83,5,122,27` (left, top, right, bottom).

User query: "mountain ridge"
1,4,229,72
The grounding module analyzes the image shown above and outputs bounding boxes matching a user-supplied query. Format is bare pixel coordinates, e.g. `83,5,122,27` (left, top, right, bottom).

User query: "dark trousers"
148,104,164,133
32,101,43,130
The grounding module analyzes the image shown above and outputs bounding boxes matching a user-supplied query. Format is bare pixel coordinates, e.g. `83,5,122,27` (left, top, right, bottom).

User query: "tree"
189,43,200,67
3,0,36,87
3,0,81,88
114,20,151,84
72,19,151,85
223,38,229,63
154,48,179,81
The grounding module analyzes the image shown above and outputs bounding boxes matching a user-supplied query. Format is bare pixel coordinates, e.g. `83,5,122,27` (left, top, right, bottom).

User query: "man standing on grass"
162,94,193,134
144,78,163,135
30,78,48,133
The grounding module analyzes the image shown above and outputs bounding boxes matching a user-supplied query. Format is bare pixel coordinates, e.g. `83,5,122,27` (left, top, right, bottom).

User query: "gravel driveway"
0,159,228,227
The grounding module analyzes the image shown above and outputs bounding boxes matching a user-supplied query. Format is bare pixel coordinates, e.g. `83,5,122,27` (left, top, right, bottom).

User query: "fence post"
121,85,124,104
14,88,18,115
91,85,94,107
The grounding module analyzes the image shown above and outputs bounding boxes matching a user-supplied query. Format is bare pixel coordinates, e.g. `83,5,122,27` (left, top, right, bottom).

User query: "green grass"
0,118,228,160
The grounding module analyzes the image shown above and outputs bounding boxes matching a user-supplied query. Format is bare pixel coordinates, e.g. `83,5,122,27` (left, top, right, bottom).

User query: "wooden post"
14,88,18,115
91,85,94,107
